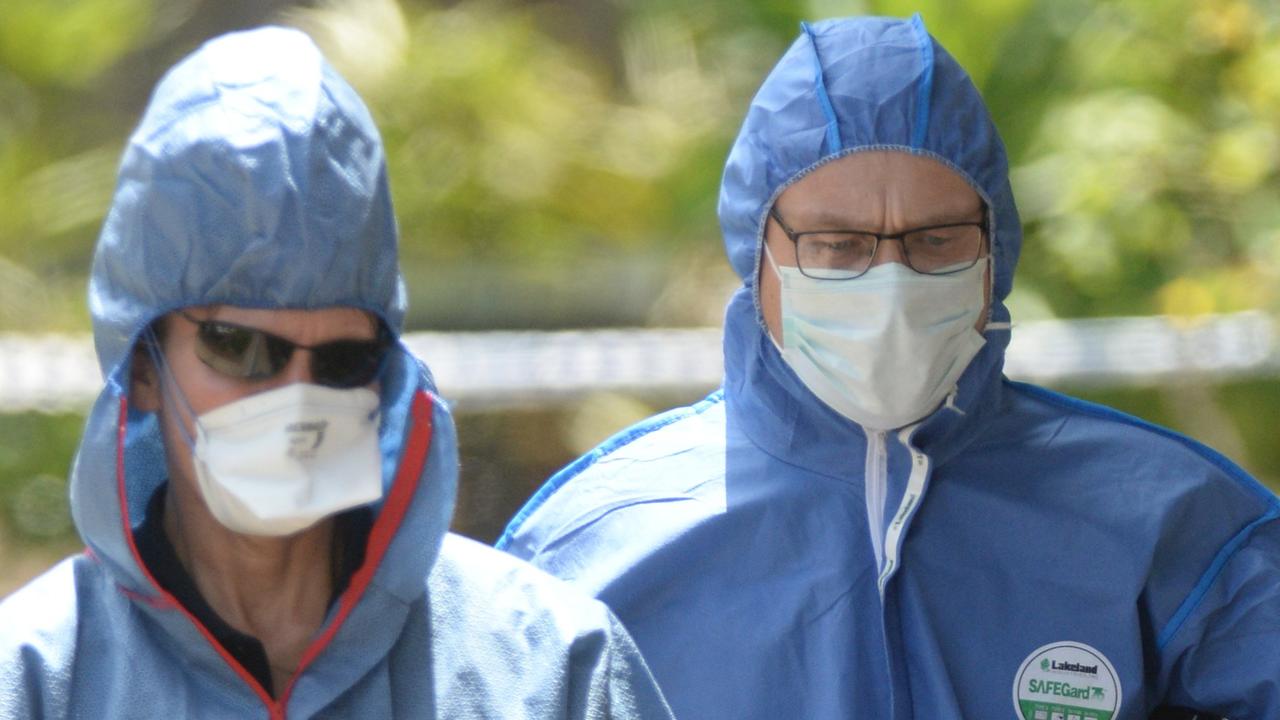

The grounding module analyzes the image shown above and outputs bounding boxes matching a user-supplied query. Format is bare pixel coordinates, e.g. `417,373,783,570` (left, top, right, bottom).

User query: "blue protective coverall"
0,27,672,720
499,16,1280,720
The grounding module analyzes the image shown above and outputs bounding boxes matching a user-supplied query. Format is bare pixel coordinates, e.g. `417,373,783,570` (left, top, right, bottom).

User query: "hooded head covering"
69,27,457,703
719,14,1020,455
89,26,407,377
7,27,679,719
720,13,1020,303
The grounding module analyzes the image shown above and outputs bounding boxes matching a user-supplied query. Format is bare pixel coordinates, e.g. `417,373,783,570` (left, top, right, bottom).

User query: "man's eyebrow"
801,206,985,230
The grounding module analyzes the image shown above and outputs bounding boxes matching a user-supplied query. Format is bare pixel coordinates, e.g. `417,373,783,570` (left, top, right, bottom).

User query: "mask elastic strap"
949,317,1012,414
760,244,786,353
978,254,1013,334
143,327,200,452
762,240,784,278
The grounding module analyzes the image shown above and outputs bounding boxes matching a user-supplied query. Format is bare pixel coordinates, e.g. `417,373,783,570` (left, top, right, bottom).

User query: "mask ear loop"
142,326,202,452
978,253,1013,334
762,237,784,277
946,255,1010,417
761,243,786,354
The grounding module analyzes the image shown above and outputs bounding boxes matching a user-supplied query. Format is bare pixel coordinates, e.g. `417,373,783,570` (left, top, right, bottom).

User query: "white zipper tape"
877,423,929,594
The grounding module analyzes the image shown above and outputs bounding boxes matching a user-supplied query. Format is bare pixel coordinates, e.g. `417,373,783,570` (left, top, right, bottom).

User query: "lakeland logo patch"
1013,642,1121,720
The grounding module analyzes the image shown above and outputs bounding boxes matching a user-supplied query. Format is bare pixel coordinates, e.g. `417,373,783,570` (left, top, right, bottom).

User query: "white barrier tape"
1,312,1276,413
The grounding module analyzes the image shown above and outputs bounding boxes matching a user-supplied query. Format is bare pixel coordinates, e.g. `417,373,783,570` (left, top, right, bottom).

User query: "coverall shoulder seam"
1155,505,1280,651
1004,381,1272,503
1005,380,1280,651
496,390,725,548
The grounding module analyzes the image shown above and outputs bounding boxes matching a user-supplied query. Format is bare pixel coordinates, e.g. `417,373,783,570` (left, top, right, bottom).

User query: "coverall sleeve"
566,612,674,719
1158,518,1280,717
0,560,79,720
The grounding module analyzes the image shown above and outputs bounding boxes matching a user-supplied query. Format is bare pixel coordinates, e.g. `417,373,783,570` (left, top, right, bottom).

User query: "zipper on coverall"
866,425,932,719
878,425,929,594
865,430,888,575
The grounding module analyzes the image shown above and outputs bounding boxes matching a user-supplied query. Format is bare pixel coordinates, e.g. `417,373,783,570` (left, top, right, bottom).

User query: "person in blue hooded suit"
0,27,673,720
500,15,1280,720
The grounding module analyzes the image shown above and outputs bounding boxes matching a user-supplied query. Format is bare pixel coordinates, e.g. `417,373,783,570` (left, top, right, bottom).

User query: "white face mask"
147,336,386,537
189,383,384,536
766,246,993,430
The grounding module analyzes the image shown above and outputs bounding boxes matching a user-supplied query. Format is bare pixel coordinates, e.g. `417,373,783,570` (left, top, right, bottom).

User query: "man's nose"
870,236,909,267
278,349,314,385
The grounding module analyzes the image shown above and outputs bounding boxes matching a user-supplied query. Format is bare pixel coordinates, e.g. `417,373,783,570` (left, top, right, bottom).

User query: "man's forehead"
173,304,378,337
776,150,983,226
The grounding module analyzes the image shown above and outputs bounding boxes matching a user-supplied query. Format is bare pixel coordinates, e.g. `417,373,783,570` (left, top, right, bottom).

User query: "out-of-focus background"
2,0,1279,596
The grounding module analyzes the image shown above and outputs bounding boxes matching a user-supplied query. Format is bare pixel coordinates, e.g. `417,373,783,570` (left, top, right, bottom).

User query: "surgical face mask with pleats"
765,244,997,430
147,337,384,537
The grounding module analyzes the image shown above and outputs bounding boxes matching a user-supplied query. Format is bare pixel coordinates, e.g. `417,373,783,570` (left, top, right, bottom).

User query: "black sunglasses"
179,311,393,388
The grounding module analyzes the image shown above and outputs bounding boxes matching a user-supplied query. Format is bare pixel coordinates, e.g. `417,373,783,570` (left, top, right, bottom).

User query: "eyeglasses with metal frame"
768,206,988,280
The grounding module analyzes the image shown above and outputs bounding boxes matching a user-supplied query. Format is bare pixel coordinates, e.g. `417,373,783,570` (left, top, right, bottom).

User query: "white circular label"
1012,641,1122,720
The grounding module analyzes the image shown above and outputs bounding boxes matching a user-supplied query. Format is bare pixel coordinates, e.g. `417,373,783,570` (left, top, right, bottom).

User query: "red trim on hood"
278,390,435,711
114,397,277,708
114,390,437,718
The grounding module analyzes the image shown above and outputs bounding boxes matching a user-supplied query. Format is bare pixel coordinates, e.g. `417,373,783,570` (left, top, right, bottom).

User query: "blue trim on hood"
909,14,933,149
800,21,843,155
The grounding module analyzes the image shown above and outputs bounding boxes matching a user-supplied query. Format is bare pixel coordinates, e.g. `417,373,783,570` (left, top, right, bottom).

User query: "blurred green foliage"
1,0,1279,586
5,0,1278,329
299,0,784,328
0,0,155,86
0,412,86,595
0,413,82,539
991,0,1280,321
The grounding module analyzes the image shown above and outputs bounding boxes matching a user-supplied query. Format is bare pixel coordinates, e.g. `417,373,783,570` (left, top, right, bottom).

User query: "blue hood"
5,27,677,720
89,26,407,379
70,24,456,701
719,14,1019,458
720,13,1019,301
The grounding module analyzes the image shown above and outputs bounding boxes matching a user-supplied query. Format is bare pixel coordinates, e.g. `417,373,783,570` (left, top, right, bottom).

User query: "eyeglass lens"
192,319,389,388
795,225,983,278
